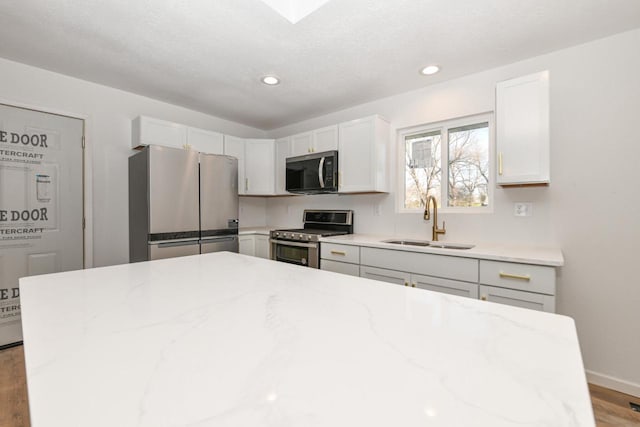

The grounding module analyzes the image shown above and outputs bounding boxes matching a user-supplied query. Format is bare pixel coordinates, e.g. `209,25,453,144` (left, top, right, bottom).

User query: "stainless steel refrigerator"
129,145,239,262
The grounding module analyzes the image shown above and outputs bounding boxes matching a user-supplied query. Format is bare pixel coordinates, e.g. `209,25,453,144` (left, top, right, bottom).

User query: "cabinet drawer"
321,260,360,277
321,243,360,264
361,247,478,283
412,274,479,299
479,285,555,313
360,266,410,287
479,260,555,295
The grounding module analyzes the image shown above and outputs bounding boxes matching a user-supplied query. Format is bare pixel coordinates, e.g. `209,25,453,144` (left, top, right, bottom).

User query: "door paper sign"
0,105,83,348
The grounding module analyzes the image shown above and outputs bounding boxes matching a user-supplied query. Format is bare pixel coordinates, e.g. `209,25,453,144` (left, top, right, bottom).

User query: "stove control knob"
298,234,303,239
274,232,280,237
306,236,312,241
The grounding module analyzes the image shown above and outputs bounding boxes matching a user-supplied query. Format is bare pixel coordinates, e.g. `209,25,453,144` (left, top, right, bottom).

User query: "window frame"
396,112,495,214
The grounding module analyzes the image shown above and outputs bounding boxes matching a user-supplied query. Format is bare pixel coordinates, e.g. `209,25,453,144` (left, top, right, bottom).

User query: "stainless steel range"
270,210,354,268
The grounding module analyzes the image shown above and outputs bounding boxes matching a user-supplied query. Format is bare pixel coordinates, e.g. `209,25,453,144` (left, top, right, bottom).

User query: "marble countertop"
321,234,564,266
20,252,590,426
238,226,274,235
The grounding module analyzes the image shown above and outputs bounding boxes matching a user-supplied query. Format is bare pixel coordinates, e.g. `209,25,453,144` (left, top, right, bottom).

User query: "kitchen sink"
381,239,474,250
381,239,431,247
427,242,475,250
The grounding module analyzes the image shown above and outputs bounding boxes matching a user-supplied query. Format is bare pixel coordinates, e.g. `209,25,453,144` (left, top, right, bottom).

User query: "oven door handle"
270,239,318,249
318,156,326,188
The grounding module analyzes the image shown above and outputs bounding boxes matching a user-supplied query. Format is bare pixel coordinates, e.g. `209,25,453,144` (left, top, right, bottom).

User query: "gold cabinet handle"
499,272,531,281
245,178,248,191
481,296,487,301
498,152,503,176
330,250,346,256
404,281,409,287
411,283,416,288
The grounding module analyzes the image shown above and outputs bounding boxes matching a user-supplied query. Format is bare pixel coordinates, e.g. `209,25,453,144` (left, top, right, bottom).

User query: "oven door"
270,239,319,268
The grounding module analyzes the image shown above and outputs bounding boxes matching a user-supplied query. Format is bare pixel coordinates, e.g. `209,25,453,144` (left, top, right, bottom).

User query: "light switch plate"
514,202,532,217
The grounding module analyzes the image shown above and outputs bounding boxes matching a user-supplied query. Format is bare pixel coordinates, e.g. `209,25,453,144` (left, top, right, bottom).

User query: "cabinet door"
223,135,246,195
338,116,388,193
187,127,224,154
132,116,187,149
313,125,339,153
360,266,411,287
321,260,360,277
245,139,275,195
254,235,271,259
479,285,555,313
411,274,478,299
239,235,255,256
496,71,550,185
275,137,290,195
290,132,313,157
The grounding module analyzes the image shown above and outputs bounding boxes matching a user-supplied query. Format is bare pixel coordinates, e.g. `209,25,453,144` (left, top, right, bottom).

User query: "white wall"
265,29,640,394
0,57,266,268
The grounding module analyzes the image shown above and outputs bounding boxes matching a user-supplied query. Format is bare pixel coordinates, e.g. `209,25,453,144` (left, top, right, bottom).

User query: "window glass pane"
447,122,489,207
405,131,441,208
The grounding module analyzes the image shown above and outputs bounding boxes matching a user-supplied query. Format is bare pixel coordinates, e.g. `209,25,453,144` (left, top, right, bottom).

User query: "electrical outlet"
514,202,532,217
373,203,382,216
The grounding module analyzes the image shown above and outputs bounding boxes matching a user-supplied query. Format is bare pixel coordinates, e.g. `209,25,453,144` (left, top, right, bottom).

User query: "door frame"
0,98,92,268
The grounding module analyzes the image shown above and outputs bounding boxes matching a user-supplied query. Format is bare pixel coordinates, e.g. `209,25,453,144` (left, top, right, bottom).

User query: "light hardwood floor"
1,345,639,426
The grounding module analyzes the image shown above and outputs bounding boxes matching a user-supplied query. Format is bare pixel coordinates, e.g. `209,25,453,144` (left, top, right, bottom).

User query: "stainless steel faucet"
423,195,446,241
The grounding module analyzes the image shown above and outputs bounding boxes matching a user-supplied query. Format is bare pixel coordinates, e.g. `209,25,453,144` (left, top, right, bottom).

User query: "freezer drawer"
148,240,200,260
200,235,239,254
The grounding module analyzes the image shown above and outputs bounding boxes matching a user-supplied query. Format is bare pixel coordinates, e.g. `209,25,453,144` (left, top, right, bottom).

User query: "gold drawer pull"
499,272,531,281
330,250,346,256
404,281,409,287
481,296,487,301
498,152,503,176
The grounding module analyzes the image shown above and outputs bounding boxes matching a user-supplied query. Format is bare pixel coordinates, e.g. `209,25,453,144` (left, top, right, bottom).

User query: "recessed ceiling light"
261,75,280,85
420,65,440,75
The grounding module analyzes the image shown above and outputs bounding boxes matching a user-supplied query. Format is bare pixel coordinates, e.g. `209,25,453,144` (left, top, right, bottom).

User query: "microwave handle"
318,156,325,188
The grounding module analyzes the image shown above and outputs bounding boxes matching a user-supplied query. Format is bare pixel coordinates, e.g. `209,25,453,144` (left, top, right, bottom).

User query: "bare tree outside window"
405,131,441,208
448,123,489,207
403,117,490,210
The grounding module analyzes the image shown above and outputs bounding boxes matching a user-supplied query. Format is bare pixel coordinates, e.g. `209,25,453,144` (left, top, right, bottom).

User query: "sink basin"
382,239,430,247
381,239,474,250
427,242,475,250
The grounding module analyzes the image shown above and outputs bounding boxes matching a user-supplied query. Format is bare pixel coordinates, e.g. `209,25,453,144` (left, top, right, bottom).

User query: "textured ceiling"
1,0,639,130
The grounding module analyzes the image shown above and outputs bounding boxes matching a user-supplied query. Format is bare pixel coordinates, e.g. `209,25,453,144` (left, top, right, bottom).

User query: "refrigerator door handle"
156,240,200,248
318,157,325,188
200,236,237,243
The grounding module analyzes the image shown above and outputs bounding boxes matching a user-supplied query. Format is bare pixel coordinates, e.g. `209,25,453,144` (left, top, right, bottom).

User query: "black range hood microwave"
285,150,338,194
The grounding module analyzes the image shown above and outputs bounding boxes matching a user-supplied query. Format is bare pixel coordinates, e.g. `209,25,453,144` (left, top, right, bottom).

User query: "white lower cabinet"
360,266,478,299
412,274,479,299
321,260,360,277
479,285,555,313
325,243,557,313
239,235,270,259
360,266,410,286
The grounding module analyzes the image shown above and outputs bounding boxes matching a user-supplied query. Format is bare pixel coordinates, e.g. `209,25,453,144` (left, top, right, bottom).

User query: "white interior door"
0,104,84,347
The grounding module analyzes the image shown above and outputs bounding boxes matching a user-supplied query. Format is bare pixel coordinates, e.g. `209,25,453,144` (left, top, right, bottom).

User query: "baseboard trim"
587,370,640,398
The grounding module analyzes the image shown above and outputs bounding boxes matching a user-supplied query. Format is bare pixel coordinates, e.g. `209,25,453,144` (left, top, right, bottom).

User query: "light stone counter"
321,234,564,266
238,226,274,235
20,252,590,426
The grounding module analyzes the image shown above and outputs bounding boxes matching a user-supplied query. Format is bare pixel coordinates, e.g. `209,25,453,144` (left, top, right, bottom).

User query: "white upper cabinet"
223,135,246,195
245,139,275,195
275,137,290,195
132,116,223,155
496,70,550,185
186,127,224,154
338,115,389,193
290,125,339,157
132,116,187,149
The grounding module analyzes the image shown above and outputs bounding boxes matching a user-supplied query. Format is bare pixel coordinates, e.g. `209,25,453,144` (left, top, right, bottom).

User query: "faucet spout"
424,196,446,241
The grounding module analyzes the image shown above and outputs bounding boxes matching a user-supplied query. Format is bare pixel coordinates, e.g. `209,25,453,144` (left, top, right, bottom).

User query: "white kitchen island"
20,252,594,426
